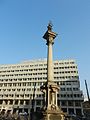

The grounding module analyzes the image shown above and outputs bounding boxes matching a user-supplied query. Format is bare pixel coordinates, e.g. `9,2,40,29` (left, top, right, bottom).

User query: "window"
18,83,21,86
8,83,12,87
3,89,6,91
23,83,26,86
57,94,59,97
26,100,29,105
9,100,13,105
39,64,43,66
60,82,65,85
27,83,31,86
15,100,18,105
61,101,67,106
4,83,7,87
18,78,22,81
75,101,81,107
73,88,78,91
25,94,29,97
67,88,72,91
17,89,21,91
12,89,15,91
66,82,71,85
16,94,19,97
20,100,24,105
68,101,73,106
20,94,24,98
27,88,31,91
36,100,41,105
7,89,11,91
61,88,65,91
22,89,25,91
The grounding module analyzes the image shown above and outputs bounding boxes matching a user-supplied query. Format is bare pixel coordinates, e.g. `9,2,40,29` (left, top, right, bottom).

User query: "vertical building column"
7,100,10,109
67,101,69,115
12,100,15,112
8,100,10,105
24,100,26,105
34,100,36,112
73,101,76,115
81,102,84,116
3,100,5,105
18,100,20,106
2,100,5,110
13,100,15,105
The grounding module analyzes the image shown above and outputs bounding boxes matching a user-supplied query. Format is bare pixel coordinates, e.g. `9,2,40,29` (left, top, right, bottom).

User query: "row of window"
58,94,83,98
0,87,79,92
0,88,40,92
0,65,77,74
0,60,75,69
0,93,83,99
0,99,82,107
0,80,79,87
57,81,79,85
54,66,77,69
0,76,79,84
60,87,79,91
54,71,78,74
59,100,81,107
54,76,79,79
0,71,78,77
0,78,46,82
54,61,75,65
0,64,45,69
0,73,47,77
0,80,79,88
0,82,43,87
0,68,47,73
0,94,43,98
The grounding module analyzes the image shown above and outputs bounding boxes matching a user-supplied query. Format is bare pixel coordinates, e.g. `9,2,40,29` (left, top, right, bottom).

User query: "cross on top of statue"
47,21,53,31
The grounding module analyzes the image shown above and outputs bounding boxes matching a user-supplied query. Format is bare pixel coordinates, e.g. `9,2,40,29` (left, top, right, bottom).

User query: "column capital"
43,24,57,45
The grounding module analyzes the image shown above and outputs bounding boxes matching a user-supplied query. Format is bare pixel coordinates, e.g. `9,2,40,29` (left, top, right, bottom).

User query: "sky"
0,0,90,99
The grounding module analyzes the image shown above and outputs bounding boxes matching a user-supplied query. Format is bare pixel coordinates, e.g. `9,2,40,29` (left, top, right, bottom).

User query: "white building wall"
0,59,84,115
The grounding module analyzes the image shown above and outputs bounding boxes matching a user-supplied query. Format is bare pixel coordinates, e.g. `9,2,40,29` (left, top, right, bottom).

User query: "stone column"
47,37,53,82
43,23,57,110
41,23,66,120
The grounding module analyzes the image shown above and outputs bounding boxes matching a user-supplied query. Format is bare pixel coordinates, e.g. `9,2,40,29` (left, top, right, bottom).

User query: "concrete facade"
0,59,84,116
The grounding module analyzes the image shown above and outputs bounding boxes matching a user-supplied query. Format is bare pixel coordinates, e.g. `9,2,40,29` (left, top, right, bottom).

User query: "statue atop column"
40,23,66,120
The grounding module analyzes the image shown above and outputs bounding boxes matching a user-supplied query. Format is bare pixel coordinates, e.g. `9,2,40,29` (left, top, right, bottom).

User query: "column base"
42,109,66,120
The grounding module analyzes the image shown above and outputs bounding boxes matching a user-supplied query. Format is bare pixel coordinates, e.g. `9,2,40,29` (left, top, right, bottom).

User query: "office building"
0,59,84,116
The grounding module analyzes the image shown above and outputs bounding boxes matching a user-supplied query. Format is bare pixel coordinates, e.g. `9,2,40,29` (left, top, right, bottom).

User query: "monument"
40,23,66,120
